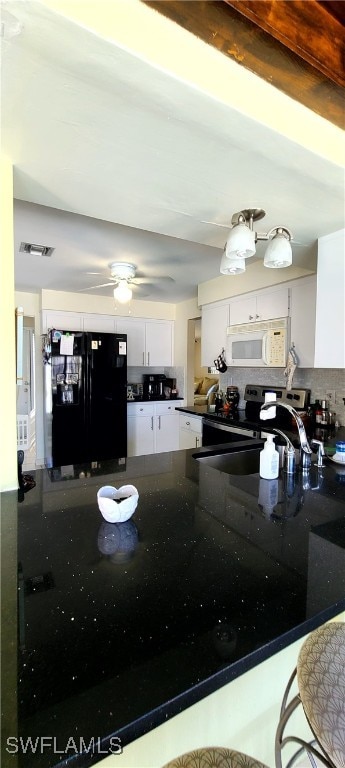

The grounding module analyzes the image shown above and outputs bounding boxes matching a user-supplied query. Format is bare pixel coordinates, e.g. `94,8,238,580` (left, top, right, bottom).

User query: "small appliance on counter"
143,374,166,399
127,383,143,401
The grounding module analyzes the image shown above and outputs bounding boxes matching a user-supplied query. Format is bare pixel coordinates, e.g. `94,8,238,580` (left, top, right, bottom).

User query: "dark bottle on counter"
226,386,239,412
315,408,322,425
320,399,329,426
309,399,323,425
215,391,223,413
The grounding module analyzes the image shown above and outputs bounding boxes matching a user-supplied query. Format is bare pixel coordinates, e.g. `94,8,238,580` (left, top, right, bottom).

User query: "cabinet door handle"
151,416,154,430
249,314,254,320
256,314,260,319
140,408,144,412
186,421,190,425
158,416,161,429
147,352,150,366
196,436,200,447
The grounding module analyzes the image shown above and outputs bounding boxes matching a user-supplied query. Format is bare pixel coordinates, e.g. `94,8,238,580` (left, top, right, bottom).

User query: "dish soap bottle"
259,434,279,479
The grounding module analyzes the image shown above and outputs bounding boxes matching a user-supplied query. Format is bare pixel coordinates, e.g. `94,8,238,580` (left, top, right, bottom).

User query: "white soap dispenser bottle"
259,434,279,479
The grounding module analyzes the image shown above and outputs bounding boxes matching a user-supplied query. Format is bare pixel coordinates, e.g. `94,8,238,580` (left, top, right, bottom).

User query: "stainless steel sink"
193,442,263,475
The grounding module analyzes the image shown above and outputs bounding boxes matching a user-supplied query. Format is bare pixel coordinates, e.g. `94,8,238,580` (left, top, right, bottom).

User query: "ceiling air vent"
20,242,55,257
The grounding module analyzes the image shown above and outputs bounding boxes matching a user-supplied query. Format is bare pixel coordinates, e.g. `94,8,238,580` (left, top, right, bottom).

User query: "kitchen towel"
284,346,298,391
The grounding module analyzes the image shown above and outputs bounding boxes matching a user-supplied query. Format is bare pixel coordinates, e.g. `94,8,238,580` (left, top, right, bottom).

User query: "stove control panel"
244,385,310,409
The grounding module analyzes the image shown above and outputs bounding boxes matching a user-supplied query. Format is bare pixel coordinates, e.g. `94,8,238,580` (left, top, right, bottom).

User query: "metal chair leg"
275,667,334,768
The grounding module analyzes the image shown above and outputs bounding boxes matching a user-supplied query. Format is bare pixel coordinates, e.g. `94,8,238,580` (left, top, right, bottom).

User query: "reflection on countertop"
2,445,345,767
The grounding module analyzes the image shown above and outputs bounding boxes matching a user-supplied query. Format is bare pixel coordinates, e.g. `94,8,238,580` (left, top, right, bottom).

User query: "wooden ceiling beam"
224,0,345,87
145,0,345,129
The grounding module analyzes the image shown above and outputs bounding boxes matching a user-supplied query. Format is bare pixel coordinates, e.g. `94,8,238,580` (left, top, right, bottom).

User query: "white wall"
41,289,175,320
198,259,314,306
97,613,344,768
0,157,17,491
174,297,200,405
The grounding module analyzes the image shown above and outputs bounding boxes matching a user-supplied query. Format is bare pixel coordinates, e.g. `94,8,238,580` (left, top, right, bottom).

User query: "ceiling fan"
80,262,174,302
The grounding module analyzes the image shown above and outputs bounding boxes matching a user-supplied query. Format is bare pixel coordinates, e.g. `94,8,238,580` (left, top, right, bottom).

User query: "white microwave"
226,317,289,367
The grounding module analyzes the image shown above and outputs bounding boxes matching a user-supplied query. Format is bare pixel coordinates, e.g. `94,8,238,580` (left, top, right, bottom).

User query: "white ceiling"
2,0,344,303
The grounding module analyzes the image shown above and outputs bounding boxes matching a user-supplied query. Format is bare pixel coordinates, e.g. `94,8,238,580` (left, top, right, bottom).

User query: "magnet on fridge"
119,341,127,355
91,340,98,350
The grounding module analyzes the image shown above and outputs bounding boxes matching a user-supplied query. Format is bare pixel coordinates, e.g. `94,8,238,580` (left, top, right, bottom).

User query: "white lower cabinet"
127,402,180,457
179,413,202,449
127,403,155,456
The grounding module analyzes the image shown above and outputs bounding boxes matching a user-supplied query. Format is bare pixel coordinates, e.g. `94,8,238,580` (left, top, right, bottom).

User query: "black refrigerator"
44,330,127,467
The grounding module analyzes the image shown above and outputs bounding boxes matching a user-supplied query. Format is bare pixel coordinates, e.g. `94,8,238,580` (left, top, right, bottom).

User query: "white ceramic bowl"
97,484,139,523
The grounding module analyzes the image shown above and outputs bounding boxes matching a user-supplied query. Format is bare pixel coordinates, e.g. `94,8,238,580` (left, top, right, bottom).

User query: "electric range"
202,384,311,446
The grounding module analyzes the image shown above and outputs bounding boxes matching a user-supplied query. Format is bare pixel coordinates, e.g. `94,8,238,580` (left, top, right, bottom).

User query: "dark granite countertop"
127,398,184,404
176,406,345,447
2,442,345,767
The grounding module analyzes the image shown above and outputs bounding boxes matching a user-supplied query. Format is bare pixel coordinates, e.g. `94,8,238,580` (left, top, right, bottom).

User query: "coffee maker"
143,374,166,399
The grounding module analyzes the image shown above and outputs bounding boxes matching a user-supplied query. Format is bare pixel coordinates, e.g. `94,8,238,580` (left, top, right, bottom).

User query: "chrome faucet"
272,427,296,474
260,402,313,471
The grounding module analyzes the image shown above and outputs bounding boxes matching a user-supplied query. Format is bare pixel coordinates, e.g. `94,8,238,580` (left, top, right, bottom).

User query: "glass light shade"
220,252,246,275
113,280,132,303
225,223,256,259
264,233,292,268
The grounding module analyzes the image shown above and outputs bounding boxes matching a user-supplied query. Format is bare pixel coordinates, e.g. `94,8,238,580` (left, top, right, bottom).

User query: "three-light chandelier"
220,208,293,275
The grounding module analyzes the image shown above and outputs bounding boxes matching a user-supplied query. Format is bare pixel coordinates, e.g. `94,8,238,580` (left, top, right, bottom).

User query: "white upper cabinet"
83,314,117,333
116,317,146,366
229,286,289,325
314,229,345,368
42,310,84,332
201,301,230,367
289,276,316,368
145,321,173,366
42,311,173,366
117,317,173,366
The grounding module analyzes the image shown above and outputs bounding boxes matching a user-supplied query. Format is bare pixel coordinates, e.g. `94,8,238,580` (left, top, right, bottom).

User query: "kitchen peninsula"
2,441,345,768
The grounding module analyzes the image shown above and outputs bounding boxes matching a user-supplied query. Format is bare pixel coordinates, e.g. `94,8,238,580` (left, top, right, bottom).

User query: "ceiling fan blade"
133,275,174,285
131,284,153,298
78,282,114,291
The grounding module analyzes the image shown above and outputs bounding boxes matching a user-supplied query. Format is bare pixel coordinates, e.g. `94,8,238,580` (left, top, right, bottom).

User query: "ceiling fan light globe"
113,280,132,303
225,223,256,259
220,253,246,275
264,233,292,268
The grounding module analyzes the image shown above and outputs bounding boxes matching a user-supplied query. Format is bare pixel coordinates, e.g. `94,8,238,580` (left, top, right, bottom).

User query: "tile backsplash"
219,368,345,425
128,367,184,397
